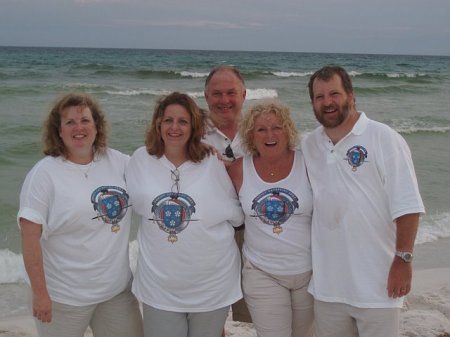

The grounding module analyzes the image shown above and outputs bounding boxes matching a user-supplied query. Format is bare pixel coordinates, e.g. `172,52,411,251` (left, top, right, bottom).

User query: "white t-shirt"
240,151,312,275
126,147,244,312
18,149,132,306
203,125,245,162
302,112,425,308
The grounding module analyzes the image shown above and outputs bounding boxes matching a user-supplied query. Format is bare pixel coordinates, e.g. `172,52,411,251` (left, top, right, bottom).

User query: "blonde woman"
228,100,314,337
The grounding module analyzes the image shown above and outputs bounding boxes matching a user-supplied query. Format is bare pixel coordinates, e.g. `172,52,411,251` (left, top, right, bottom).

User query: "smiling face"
311,74,355,129
59,105,97,163
204,68,246,123
160,104,192,151
252,112,288,156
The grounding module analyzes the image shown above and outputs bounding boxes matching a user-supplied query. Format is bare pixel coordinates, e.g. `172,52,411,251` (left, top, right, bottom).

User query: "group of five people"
18,64,424,337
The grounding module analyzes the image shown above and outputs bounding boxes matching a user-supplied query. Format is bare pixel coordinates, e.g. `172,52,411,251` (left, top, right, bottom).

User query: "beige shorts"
242,257,314,337
314,299,400,337
33,283,143,337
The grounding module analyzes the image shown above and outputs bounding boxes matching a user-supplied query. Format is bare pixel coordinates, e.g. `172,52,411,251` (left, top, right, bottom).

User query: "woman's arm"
227,157,243,194
20,218,52,323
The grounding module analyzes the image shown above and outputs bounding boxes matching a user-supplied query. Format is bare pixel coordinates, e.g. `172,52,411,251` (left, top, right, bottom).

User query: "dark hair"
145,92,211,162
205,65,245,89
43,92,108,157
308,65,353,100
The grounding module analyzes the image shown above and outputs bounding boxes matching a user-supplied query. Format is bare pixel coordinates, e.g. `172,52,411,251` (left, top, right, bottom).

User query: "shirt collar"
351,112,368,136
205,124,228,140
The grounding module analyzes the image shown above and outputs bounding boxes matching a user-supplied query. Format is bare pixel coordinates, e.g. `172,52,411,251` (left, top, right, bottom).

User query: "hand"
387,258,412,298
206,144,219,156
32,291,52,323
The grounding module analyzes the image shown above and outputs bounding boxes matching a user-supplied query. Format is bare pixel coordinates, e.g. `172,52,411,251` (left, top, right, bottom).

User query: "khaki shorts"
33,283,143,337
314,299,400,337
242,257,314,337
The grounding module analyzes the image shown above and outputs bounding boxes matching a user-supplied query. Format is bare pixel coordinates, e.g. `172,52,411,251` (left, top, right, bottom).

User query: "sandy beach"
1,237,449,337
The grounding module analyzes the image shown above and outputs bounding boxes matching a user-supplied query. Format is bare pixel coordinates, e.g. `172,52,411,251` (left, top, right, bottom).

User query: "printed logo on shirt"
345,145,368,171
91,186,130,233
151,192,196,243
251,188,299,235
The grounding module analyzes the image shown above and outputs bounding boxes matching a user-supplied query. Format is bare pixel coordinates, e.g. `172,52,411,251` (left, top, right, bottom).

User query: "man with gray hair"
203,65,252,327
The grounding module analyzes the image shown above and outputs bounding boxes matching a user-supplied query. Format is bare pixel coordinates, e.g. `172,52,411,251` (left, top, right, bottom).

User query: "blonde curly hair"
239,99,299,156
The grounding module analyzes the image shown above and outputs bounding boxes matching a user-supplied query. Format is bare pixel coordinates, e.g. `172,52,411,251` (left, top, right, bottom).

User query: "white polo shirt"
302,112,425,308
203,125,245,162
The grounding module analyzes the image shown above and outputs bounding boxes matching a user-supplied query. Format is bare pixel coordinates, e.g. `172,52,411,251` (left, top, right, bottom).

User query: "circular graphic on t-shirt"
151,192,196,243
345,145,368,171
91,186,130,233
251,188,299,234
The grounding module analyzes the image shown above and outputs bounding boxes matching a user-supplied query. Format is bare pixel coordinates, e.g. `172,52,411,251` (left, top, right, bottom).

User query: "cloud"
376,26,413,32
74,0,131,3
115,19,264,30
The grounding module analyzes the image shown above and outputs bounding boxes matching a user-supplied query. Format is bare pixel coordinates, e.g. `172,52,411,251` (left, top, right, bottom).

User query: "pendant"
273,225,283,235
167,233,178,243
111,224,120,233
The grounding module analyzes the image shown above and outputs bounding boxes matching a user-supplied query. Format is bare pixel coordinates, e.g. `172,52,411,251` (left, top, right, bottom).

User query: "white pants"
314,300,400,337
142,304,229,337
242,257,314,337
34,283,143,337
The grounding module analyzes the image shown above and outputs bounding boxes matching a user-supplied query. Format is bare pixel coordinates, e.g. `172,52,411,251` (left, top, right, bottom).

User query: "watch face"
396,251,413,262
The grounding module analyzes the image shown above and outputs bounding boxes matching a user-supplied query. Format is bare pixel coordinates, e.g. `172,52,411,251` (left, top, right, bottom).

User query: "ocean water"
1,46,449,283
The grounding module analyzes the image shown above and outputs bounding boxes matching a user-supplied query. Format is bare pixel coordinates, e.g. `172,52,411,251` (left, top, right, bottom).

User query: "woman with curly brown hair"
126,92,244,337
18,92,143,337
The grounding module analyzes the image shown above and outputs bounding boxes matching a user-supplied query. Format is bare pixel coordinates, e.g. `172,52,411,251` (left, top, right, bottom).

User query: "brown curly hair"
145,92,211,162
42,92,108,158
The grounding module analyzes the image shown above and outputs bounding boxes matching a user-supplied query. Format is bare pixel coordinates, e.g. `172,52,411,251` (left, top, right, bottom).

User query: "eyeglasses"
171,169,180,195
224,144,236,161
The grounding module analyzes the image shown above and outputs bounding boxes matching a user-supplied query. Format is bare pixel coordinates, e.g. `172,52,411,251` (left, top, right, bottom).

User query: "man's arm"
387,213,420,298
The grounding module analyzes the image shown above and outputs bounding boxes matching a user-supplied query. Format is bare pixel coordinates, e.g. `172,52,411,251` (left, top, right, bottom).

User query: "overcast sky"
1,0,449,56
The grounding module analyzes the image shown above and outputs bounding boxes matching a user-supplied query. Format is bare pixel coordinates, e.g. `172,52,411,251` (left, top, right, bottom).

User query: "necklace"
75,161,94,178
256,152,294,179
263,163,277,177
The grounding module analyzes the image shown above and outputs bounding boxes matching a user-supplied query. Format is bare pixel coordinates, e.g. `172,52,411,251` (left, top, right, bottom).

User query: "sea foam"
246,89,278,100
416,212,450,244
395,125,450,134
106,89,171,96
386,72,427,78
171,88,280,100
0,249,26,284
272,71,313,77
178,71,209,78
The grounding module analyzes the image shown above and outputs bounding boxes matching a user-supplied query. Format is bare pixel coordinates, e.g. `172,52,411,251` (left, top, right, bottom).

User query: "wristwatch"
395,251,413,262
